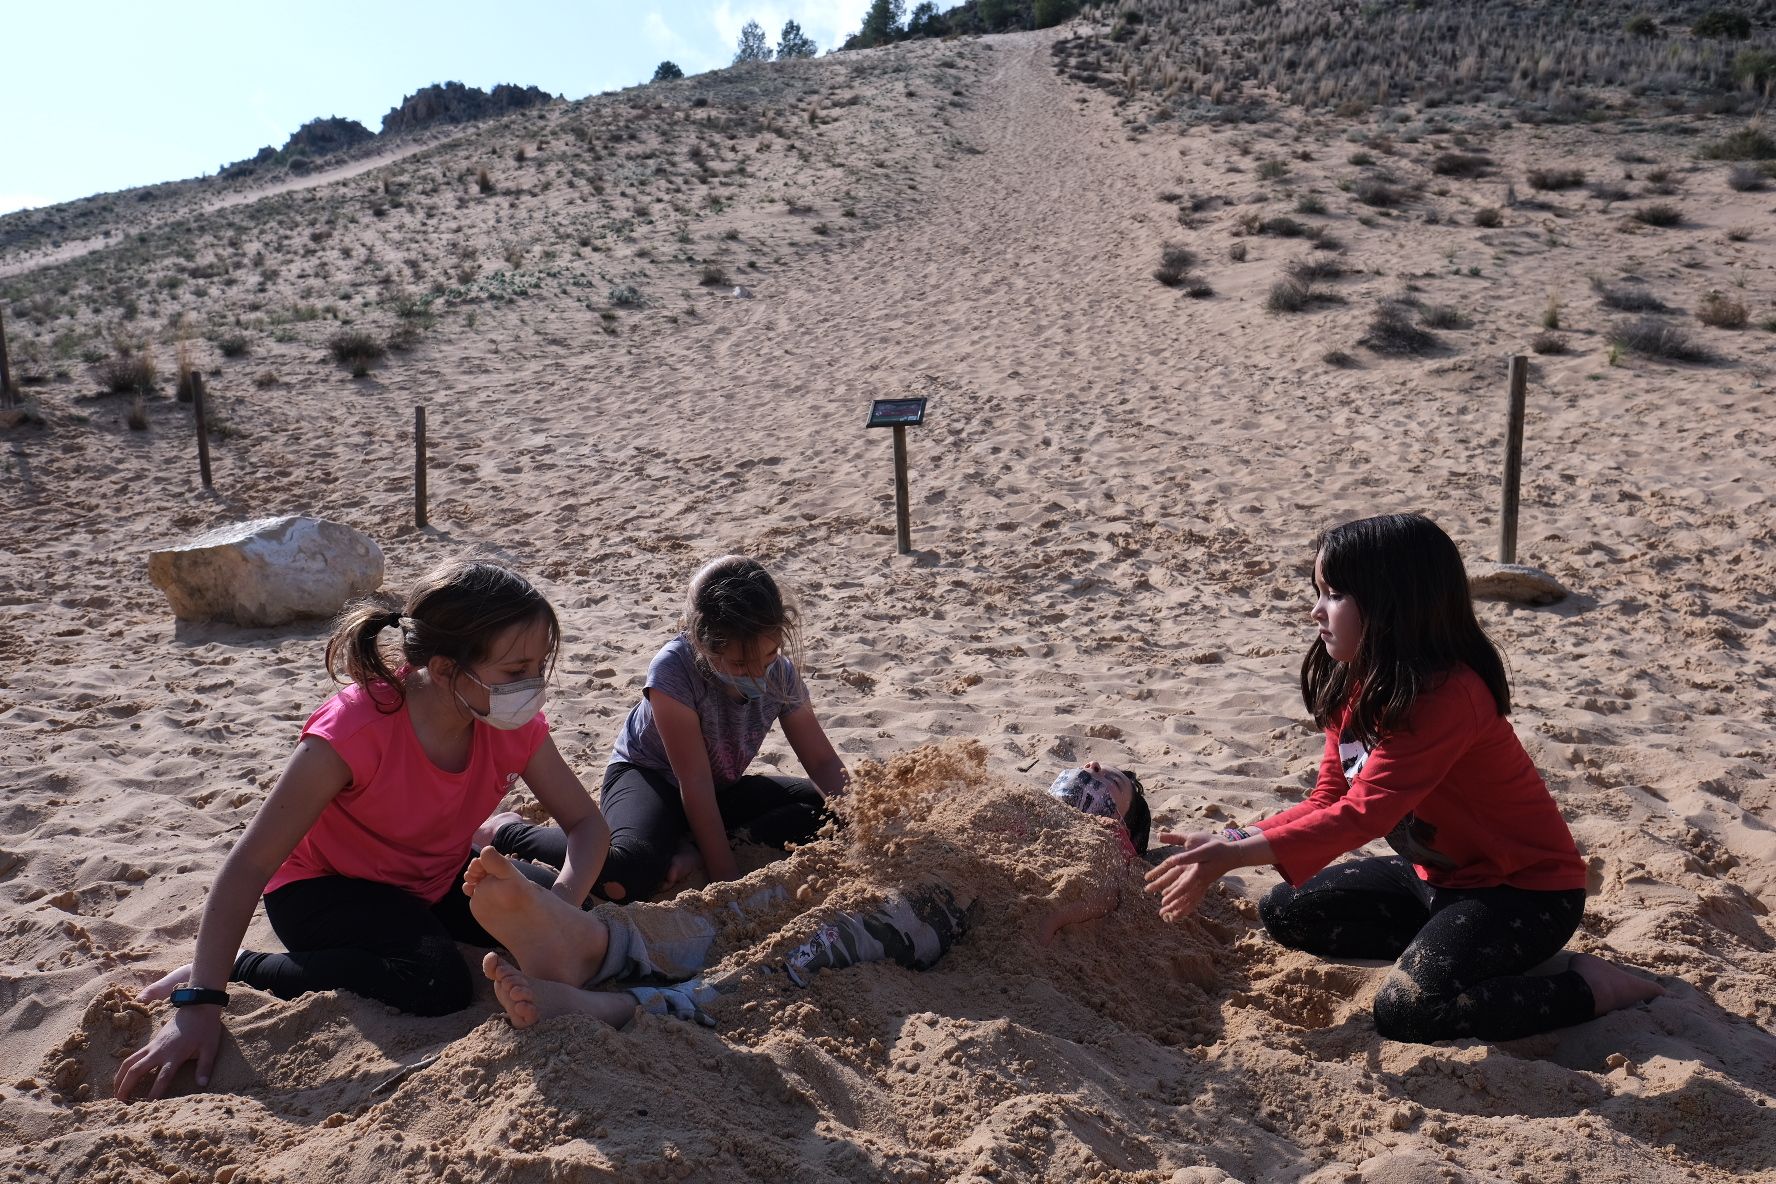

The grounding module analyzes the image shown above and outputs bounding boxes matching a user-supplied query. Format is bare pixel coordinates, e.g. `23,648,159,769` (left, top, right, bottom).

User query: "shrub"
1609,317,1713,362
1266,276,1316,313
1353,177,1405,207
1284,257,1347,284
1591,276,1667,312
1697,290,1749,328
1322,348,1357,367
1530,331,1569,354
328,331,385,367
1528,168,1586,191
94,353,155,394
1420,304,1471,329
1228,240,1249,262
1348,151,1375,167
700,262,731,287
1294,193,1327,215
127,395,149,431
1182,279,1214,299
1153,243,1196,286
1360,301,1440,355
1432,152,1491,178
609,285,644,307
476,167,495,194
1473,207,1503,227
1700,126,1776,160
1543,294,1562,329
1732,48,1776,91
1632,203,1683,227
216,332,251,358
1727,163,1768,191
1624,14,1660,38
1259,215,1309,237
1694,10,1752,39
1586,180,1632,203
1256,159,1290,181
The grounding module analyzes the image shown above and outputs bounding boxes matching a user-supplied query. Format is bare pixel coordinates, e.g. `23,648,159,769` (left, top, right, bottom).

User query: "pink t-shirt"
265,681,549,904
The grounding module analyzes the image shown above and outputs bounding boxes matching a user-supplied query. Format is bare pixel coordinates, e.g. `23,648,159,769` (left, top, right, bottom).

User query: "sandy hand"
137,963,196,1003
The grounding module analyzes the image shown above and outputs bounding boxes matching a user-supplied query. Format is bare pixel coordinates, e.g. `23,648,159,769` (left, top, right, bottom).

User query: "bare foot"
1036,892,1118,946
481,952,638,1031
663,842,704,890
465,846,610,985
1572,952,1666,1016
471,810,524,852
137,963,195,1002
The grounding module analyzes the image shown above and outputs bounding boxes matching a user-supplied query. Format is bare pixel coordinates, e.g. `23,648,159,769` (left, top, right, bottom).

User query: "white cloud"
0,192,53,216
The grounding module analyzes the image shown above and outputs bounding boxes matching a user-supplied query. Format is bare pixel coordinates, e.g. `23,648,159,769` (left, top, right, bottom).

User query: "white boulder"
1467,561,1569,606
149,515,384,626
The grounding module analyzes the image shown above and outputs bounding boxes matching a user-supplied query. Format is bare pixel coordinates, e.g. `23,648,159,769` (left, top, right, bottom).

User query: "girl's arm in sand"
114,737,351,1102
1143,828,1275,923
520,735,610,907
651,693,740,883
778,703,849,799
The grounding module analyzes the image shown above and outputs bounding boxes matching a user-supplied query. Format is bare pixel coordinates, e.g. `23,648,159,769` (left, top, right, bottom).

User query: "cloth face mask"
459,670,547,730
1048,768,1123,820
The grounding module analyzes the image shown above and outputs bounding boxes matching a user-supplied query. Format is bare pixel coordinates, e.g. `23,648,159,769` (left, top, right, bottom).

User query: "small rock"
731,286,753,299
1467,561,1569,605
148,515,384,626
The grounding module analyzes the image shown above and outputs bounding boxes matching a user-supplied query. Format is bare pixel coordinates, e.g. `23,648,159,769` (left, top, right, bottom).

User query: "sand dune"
2,23,1774,1184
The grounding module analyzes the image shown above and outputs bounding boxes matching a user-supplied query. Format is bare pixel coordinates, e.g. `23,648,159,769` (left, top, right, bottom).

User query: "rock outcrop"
380,82,553,136
148,516,384,626
1467,561,1570,606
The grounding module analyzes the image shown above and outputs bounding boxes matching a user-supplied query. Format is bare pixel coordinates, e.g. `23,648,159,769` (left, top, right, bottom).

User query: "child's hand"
1143,840,1238,922
114,1006,224,1101
1157,828,1216,854
1036,890,1119,944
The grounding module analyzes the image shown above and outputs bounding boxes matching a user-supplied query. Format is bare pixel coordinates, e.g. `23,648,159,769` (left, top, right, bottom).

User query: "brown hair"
680,555,803,700
324,557,560,713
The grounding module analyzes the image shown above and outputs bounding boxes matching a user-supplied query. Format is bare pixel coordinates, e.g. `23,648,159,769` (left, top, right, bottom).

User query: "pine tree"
651,61,684,82
734,20,771,63
857,0,906,47
776,20,817,59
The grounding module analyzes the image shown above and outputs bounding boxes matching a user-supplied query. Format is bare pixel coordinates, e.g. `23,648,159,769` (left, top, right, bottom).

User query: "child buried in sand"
1144,514,1665,1044
478,555,848,903
465,760,1146,1029
115,560,611,1101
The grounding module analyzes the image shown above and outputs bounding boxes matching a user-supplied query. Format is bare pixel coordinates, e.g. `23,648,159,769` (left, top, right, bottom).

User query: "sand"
2,22,1775,1184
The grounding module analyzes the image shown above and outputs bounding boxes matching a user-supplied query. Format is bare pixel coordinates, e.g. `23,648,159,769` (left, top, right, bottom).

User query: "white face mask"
457,669,547,730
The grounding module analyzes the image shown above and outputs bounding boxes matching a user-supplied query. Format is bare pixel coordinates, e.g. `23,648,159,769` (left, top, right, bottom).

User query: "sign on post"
866,397,927,555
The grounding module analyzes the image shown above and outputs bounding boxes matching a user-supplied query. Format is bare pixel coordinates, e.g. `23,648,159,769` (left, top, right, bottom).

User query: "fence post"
191,371,214,488
0,307,14,409
415,406,428,529
892,424,910,555
1499,355,1528,565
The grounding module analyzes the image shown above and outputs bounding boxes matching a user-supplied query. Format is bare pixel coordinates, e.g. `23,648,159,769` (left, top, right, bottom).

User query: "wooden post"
892,423,910,555
1499,354,1528,565
414,405,428,529
0,307,14,409
191,371,214,488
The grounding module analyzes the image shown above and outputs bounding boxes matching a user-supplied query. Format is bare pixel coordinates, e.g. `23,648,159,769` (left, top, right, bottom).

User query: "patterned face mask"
1048,768,1124,821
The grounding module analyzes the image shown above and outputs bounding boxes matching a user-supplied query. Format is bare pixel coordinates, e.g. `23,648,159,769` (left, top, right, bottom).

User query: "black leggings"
495,761,829,903
1258,856,1593,1043
233,856,554,1015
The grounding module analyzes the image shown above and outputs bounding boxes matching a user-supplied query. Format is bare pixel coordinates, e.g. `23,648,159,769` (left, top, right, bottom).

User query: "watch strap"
169,986,230,1008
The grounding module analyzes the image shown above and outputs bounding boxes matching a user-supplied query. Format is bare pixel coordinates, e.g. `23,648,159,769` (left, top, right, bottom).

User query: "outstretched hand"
113,1004,224,1102
1144,829,1237,922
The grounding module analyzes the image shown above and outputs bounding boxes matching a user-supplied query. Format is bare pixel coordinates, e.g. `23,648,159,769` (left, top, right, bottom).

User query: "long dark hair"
325,557,560,713
682,555,804,701
1300,513,1509,745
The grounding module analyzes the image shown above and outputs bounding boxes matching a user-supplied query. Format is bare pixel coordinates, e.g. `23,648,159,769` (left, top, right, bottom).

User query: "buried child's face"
1048,762,1134,822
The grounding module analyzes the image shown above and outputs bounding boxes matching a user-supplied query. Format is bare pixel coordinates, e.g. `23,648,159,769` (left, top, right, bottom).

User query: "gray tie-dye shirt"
609,635,807,789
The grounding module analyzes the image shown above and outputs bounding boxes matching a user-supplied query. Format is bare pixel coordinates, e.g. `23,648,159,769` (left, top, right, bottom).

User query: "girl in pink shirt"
1145,514,1664,1042
115,559,610,1101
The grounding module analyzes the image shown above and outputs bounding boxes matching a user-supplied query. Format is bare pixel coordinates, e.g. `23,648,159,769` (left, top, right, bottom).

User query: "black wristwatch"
169,987,230,1008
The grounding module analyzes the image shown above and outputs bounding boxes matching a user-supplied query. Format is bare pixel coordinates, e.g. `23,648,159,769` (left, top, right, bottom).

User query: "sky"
0,1,875,215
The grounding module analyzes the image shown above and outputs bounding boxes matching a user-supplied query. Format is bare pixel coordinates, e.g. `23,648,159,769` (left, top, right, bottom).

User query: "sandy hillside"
2,18,1775,1184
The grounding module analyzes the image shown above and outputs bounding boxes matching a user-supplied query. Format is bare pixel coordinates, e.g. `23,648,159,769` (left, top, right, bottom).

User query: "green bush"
328,331,385,367
1694,10,1752,39
1624,13,1660,38
1033,0,1079,28
1700,126,1776,160
1733,48,1776,91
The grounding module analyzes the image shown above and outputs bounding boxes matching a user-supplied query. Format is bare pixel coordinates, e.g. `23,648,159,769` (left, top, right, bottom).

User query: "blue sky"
0,1,874,215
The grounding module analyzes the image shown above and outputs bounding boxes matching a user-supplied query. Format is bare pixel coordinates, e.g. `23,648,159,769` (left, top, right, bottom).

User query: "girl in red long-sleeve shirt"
1145,513,1664,1042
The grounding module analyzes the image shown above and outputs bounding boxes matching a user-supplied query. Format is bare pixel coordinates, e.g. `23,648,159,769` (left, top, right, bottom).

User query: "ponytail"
323,557,560,714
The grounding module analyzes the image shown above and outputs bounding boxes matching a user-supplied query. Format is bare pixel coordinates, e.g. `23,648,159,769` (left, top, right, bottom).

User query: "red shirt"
266,682,549,903
1257,666,1586,892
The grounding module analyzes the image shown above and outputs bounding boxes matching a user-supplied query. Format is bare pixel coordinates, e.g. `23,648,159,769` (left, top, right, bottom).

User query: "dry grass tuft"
1696,290,1748,329
1609,316,1714,362
1360,301,1440,355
